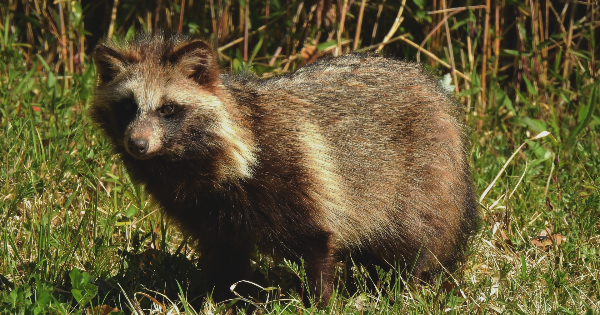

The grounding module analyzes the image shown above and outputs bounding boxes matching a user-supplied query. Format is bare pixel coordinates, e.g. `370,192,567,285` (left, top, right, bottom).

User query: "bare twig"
481,0,491,110
493,0,502,78
243,1,249,62
282,39,353,67
359,34,471,82
58,2,67,64
107,0,120,40
68,38,74,76
370,0,386,46
337,0,349,55
154,0,164,32
377,0,407,52
530,0,541,88
146,10,152,33
490,0,503,109
417,6,473,63
264,0,269,56
116,0,140,34
218,25,266,52
480,132,551,203
590,0,596,78
178,0,185,33
79,34,84,72
25,3,33,58
353,0,366,50
546,21,600,50
217,1,297,53
442,0,459,93
357,33,408,52
290,1,306,56
460,49,471,108
41,8,60,44
57,2,69,89
269,34,288,66
427,5,486,14
217,1,230,45
269,2,303,65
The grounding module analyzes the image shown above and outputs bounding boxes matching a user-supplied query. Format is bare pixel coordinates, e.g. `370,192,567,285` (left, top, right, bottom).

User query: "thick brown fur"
89,33,479,305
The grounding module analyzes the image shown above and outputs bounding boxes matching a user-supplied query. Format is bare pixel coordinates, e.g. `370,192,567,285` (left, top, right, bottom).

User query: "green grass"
2,12,600,315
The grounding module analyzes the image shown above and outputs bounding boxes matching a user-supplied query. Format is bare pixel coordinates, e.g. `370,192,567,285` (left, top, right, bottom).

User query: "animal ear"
93,44,129,84
168,39,218,86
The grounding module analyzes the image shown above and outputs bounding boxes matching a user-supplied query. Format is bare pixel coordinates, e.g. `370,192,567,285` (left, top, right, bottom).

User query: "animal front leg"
200,243,254,302
296,232,336,307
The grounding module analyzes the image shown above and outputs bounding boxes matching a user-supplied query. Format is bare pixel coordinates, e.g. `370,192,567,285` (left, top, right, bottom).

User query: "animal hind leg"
408,245,435,282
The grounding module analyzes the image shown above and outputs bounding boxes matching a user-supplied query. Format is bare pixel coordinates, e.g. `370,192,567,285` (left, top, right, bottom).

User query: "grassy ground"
1,1,600,314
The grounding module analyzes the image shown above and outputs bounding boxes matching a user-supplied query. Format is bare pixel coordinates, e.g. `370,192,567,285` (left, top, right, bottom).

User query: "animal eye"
113,98,137,113
111,99,137,130
159,105,175,116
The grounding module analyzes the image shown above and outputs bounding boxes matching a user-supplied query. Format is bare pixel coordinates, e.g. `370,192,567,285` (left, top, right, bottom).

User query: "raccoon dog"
89,33,479,305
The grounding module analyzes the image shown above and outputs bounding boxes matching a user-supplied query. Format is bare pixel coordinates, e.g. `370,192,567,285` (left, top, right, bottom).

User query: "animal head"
90,34,222,160
89,34,256,180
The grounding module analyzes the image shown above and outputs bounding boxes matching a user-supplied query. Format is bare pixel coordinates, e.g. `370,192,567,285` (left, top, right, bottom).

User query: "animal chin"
125,149,159,160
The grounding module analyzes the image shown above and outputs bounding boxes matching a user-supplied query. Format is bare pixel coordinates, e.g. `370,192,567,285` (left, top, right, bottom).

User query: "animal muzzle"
128,138,149,157
124,123,159,159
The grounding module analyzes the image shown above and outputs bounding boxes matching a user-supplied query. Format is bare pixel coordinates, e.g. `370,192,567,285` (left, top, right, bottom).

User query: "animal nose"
128,138,149,156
